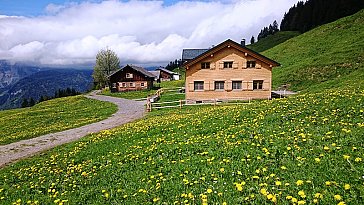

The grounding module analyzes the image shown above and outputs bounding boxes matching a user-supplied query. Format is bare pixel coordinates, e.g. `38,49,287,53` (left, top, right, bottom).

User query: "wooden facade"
109,65,155,92
183,39,280,102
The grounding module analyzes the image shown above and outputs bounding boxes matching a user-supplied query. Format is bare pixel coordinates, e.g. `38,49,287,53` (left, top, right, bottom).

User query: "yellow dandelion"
298,190,306,198
260,188,268,195
314,193,323,198
343,155,350,160
296,180,304,186
355,157,362,162
344,184,350,190
207,188,213,194
334,195,342,201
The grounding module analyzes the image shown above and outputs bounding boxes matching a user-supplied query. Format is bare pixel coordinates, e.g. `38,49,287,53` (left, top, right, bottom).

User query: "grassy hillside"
0,89,362,204
263,9,364,92
247,31,300,53
0,96,117,145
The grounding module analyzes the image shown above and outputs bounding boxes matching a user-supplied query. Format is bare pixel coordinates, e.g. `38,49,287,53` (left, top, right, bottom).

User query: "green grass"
0,88,362,204
247,31,301,53
0,96,117,145
263,9,364,92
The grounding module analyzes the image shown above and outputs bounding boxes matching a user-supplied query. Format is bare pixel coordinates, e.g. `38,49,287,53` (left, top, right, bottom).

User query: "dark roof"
108,65,155,78
182,49,209,61
149,70,160,78
129,65,155,78
183,39,280,68
156,67,177,75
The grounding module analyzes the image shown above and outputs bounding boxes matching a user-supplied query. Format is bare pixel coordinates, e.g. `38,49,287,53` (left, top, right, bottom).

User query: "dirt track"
0,91,145,168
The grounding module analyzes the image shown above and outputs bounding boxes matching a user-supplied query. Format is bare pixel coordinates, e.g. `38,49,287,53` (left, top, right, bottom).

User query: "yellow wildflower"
334,195,342,201
344,184,350,190
296,180,304,186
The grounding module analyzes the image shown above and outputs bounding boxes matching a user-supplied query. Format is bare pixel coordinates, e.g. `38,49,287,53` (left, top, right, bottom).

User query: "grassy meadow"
247,31,300,53
264,9,364,92
0,88,362,204
0,96,117,145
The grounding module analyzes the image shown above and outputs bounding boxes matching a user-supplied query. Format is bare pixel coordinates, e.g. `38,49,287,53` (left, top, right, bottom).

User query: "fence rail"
146,98,253,112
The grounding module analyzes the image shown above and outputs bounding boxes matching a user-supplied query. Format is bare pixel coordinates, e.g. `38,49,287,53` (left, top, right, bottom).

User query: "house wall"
110,66,153,92
185,47,272,101
113,81,152,92
159,70,172,81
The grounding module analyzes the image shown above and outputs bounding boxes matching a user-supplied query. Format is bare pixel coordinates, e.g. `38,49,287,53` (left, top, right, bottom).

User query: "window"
121,83,126,87
232,81,242,90
201,62,210,69
141,82,145,87
126,73,133,78
247,61,256,68
223,61,233,68
194,81,204,91
253,80,263,90
112,83,116,88
214,81,225,90
129,82,135,87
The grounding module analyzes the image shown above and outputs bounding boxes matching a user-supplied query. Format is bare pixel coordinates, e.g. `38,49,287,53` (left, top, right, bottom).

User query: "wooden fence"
146,97,255,112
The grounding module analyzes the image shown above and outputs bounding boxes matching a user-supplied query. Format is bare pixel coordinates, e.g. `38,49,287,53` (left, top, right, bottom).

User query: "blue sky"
0,0,184,16
0,0,298,66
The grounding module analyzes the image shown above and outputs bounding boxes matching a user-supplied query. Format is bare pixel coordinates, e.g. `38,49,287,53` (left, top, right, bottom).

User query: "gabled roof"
149,70,160,78
130,65,156,78
182,49,209,61
183,39,280,69
108,64,155,78
156,67,178,75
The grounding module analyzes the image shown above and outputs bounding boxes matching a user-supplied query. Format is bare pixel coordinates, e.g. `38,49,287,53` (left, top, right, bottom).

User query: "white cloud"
0,0,299,67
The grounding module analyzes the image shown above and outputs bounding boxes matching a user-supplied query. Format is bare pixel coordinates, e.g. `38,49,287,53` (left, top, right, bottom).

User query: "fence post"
179,100,182,109
214,99,217,106
147,97,151,112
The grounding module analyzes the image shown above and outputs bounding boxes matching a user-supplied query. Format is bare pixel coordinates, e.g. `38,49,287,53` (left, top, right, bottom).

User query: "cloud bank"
0,0,298,67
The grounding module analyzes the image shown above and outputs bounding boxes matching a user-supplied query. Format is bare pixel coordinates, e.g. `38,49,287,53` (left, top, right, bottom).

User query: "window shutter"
233,62,238,69
210,62,216,70
189,82,194,92
242,60,247,69
256,61,261,69
204,81,210,91
219,62,224,69
209,81,215,91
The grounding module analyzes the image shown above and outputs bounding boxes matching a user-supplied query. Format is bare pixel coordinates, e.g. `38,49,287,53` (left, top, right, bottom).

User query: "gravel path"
0,91,146,168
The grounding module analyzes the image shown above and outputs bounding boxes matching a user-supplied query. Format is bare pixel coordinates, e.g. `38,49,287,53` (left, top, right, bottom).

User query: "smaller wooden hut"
109,65,155,92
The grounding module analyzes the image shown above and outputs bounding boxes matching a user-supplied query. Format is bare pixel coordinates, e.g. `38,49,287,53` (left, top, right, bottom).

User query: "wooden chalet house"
182,39,280,102
109,65,155,92
156,67,181,81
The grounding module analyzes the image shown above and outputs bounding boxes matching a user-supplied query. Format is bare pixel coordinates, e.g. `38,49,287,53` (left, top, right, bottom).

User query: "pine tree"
250,36,255,44
21,98,29,108
29,98,36,107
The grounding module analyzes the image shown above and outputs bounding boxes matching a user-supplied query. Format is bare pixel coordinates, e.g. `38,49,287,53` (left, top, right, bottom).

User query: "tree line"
165,59,184,71
21,88,80,108
253,0,364,42
281,0,364,33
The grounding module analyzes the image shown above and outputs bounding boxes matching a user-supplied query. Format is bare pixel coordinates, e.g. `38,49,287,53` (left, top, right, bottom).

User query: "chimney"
241,39,246,47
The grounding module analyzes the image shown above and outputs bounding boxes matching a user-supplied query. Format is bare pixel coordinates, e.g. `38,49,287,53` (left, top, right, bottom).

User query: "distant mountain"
0,60,40,91
0,69,93,110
